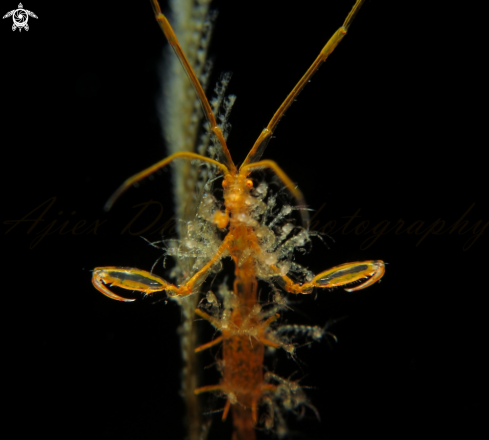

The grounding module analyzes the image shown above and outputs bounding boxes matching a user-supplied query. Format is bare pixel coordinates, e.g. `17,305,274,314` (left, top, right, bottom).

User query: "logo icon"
3,3,37,32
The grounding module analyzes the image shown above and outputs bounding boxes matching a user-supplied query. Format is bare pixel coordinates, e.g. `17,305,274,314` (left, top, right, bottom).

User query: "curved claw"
344,260,385,292
92,271,136,302
312,260,385,292
92,267,171,302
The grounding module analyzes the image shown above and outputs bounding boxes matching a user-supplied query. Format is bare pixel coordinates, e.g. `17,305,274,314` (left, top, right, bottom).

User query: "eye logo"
2,3,38,32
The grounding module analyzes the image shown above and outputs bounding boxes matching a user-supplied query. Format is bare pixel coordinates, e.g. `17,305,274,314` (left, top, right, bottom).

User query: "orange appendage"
97,2,377,440
195,277,323,436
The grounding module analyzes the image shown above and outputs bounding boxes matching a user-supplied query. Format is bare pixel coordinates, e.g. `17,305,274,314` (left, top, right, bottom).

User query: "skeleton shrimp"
92,1,384,439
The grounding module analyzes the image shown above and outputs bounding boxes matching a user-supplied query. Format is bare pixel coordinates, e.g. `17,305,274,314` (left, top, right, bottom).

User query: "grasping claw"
311,260,385,292
92,267,171,302
281,260,385,294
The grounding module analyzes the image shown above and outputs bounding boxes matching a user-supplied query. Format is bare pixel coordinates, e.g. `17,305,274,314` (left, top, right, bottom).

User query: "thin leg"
194,308,222,330
269,260,385,294
172,233,233,297
240,160,309,227
195,336,223,353
242,0,366,166
194,384,223,395
256,314,281,348
104,151,229,211
260,313,280,328
251,398,258,424
150,0,236,172
259,338,280,349
222,399,231,421
92,235,232,302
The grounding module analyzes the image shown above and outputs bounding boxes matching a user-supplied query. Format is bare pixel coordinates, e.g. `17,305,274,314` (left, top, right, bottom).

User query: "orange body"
223,231,264,440
92,1,385,439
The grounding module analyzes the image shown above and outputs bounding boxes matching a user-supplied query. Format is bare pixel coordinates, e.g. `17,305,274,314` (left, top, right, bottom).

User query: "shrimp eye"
246,179,253,188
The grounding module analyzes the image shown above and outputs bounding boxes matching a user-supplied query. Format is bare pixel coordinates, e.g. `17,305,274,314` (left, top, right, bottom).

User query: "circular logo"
13,9,27,27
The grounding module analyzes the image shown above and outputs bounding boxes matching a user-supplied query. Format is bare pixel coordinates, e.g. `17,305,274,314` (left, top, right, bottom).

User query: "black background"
1,1,484,439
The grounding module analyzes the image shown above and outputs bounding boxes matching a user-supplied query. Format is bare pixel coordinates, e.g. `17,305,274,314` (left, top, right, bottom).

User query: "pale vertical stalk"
158,1,214,439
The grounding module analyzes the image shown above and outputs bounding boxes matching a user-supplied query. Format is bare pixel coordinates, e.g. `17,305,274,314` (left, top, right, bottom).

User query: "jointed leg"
194,308,222,330
194,384,223,395
195,336,224,353
104,152,229,211
222,399,231,421
240,159,309,227
242,0,366,166
171,233,233,297
150,0,236,172
270,260,385,294
93,234,233,302
92,267,178,302
256,313,281,348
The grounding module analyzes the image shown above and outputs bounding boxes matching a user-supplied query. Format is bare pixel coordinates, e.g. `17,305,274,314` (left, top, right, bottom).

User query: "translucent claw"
344,260,385,292
312,260,385,292
92,267,171,302
93,2,381,439
92,271,136,302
